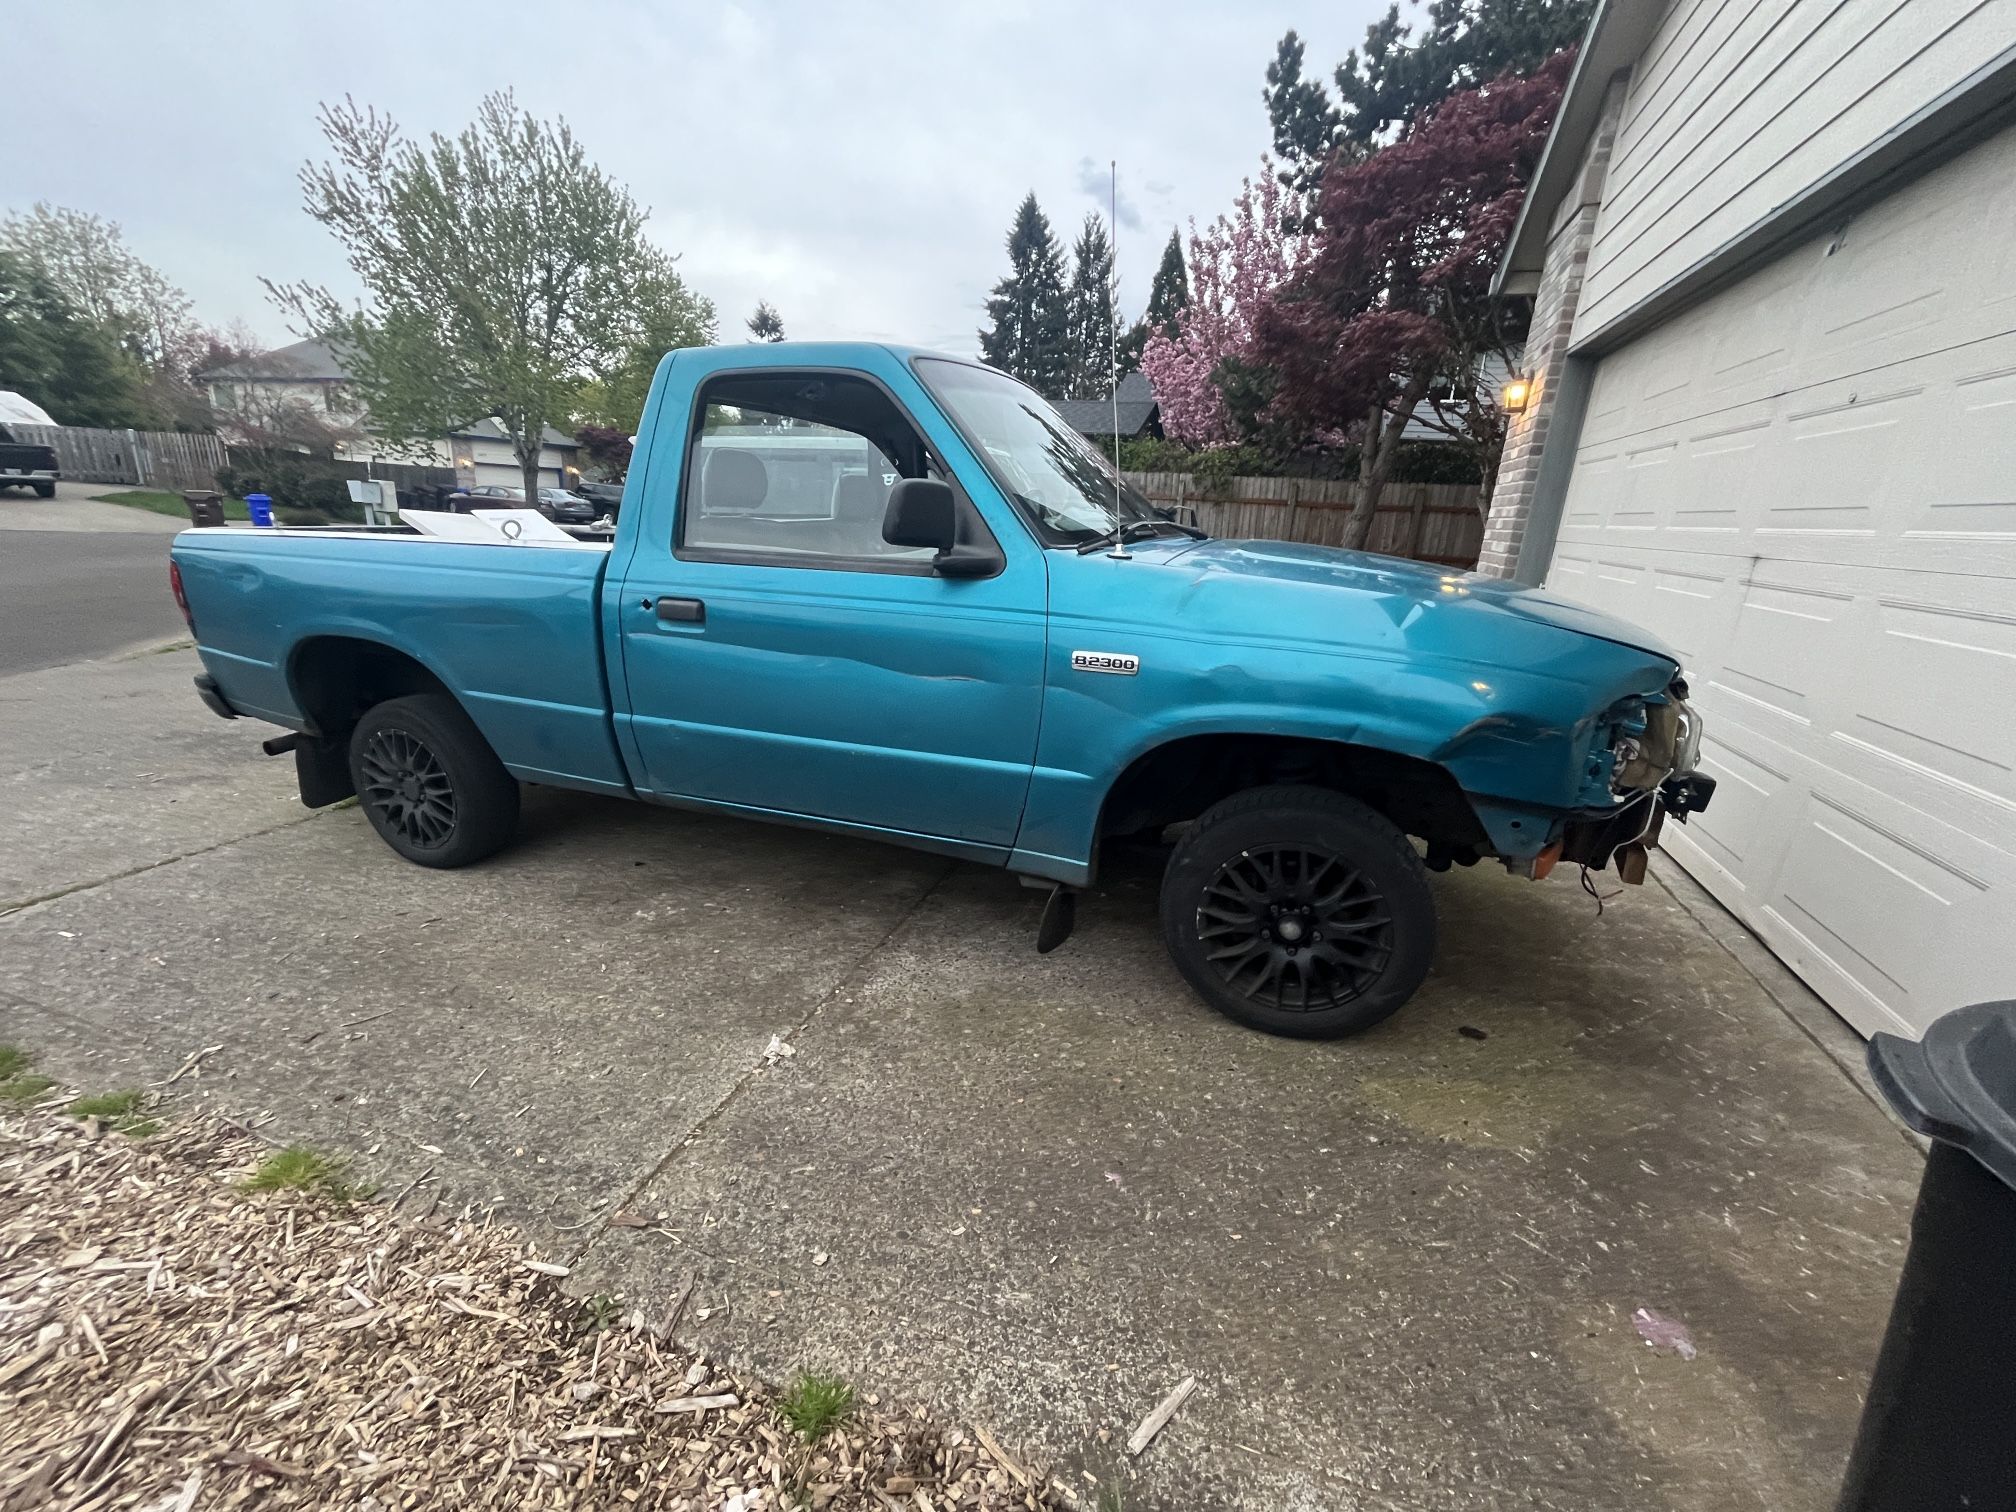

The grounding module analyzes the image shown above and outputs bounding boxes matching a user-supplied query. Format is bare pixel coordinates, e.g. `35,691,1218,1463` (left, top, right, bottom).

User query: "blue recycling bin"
245,492,274,528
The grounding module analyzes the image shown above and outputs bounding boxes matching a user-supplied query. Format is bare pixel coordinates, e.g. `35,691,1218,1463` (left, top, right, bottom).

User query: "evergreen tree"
1145,228,1189,336
977,193,1069,396
1063,213,1118,400
1266,0,1592,191
0,249,154,427
1264,31,1348,196
746,301,785,341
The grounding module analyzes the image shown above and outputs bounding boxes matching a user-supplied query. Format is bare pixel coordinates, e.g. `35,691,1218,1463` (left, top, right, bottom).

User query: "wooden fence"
1124,471,1484,569
8,425,226,491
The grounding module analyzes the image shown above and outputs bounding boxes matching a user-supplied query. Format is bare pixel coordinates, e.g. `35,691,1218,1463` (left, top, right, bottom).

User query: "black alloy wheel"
356,726,458,851
346,694,520,869
1160,785,1436,1038
1194,844,1396,1014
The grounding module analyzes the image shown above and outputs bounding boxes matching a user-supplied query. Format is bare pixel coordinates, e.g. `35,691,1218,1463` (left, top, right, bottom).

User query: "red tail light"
168,558,194,631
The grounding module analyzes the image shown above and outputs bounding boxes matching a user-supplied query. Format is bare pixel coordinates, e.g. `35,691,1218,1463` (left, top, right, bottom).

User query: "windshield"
916,358,1163,545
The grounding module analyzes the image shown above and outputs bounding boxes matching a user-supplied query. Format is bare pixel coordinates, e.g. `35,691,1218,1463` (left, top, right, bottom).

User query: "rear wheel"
347,694,519,868
1159,785,1435,1038
33,481,55,498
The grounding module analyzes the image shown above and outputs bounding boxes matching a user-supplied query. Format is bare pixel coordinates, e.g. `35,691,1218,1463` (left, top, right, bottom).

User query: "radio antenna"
1110,158,1121,475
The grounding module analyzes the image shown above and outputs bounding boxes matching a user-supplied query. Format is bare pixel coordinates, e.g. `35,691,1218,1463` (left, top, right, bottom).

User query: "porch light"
1500,376,1532,414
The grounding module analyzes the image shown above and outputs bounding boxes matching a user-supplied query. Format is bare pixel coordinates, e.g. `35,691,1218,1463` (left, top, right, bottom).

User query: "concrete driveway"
0,645,1923,1510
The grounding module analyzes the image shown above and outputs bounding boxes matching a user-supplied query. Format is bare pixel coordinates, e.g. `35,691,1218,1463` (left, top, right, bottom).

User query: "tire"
1159,785,1436,1039
346,694,520,868
33,481,55,498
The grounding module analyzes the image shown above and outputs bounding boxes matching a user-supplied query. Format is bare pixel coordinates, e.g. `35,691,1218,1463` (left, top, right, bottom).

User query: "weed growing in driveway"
242,1145,370,1200
0,1046,58,1110
778,1370,855,1443
575,1293,623,1334
65,1089,158,1137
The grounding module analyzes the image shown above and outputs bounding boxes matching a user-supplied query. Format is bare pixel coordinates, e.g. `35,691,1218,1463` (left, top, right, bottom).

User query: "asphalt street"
0,486,186,674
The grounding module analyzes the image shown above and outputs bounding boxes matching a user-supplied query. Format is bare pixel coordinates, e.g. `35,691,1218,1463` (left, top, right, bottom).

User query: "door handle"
655,596,705,623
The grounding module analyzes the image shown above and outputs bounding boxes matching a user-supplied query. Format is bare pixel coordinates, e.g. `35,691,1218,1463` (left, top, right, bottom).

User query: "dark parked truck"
0,424,60,497
170,342,1712,1038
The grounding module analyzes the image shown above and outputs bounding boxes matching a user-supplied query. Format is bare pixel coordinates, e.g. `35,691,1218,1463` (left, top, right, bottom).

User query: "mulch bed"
0,1105,1072,1510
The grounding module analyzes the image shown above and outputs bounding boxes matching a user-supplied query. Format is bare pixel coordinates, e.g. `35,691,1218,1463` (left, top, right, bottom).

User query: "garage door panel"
1545,122,2016,1034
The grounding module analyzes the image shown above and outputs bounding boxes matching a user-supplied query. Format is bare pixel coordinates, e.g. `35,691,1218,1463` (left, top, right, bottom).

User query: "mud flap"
294,735,356,809
1036,885,1078,953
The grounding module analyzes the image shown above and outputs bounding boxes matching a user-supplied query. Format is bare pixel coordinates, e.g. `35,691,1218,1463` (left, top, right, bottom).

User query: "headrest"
703,449,767,513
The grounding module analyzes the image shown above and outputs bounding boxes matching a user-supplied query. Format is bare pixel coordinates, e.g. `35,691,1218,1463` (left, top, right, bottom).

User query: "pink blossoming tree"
1139,163,1312,447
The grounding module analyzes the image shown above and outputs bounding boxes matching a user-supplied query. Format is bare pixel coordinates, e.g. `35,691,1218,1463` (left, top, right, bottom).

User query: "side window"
678,372,961,567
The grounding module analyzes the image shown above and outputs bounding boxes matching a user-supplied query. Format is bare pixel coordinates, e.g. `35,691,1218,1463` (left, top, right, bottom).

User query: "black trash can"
1838,1000,2016,1512
181,489,225,528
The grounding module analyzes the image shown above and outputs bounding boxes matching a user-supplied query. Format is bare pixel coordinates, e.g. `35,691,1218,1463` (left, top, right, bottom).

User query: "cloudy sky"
8,0,1388,356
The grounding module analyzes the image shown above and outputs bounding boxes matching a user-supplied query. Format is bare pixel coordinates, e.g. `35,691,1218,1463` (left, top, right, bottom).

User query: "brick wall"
1475,76,1629,580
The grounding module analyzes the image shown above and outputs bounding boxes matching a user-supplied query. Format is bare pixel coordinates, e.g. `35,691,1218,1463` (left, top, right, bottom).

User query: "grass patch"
0,1045,58,1109
94,488,250,521
777,1370,855,1443
64,1088,157,1137
0,1074,57,1109
242,1144,370,1200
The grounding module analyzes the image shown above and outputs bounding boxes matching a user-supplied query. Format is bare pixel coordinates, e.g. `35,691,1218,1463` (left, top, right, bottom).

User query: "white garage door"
1546,123,2016,1038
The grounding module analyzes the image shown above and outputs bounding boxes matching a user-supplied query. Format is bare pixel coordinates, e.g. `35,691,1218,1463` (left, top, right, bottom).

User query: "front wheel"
347,694,520,868
1159,786,1436,1039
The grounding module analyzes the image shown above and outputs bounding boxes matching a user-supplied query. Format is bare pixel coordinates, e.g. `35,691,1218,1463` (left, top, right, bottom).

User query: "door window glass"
681,373,956,565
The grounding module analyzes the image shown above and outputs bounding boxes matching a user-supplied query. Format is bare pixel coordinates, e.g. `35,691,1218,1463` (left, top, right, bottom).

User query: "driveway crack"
0,809,332,918
568,858,960,1263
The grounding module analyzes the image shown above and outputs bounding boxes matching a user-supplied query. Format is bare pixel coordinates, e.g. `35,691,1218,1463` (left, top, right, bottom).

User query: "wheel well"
289,637,451,739
1098,734,1492,858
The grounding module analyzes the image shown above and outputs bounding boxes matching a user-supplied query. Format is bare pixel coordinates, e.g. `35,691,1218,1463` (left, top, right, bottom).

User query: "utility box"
347,478,398,528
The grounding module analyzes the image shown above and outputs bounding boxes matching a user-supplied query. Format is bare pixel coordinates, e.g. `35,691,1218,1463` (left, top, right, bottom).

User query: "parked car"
577,480,624,518
170,342,1712,1040
0,424,60,498
535,488,597,524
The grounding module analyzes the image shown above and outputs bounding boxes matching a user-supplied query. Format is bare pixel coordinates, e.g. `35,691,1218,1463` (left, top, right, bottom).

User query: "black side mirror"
882,479,1005,577
882,478,957,551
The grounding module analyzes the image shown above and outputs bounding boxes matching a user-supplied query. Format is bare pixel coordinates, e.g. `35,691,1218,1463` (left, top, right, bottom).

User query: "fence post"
1285,479,1301,544
1404,486,1430,558
124,429,148,486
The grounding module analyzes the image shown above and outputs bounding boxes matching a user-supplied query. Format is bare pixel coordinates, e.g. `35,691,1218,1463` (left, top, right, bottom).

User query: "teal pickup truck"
170,342,1711,1039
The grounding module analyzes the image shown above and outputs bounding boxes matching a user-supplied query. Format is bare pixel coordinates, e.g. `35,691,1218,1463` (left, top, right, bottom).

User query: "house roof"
450,416,578,450
1052,372,1159,437
198,337,354,383
1493,0,1668,298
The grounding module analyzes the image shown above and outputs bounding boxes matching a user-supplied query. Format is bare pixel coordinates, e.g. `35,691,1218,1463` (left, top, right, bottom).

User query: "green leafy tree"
746,301,785,342
271,91,715,501
977,193,1070,397
0,203,201,374
1063,213,1118,400
1267,0,1591,189
0,249,154,427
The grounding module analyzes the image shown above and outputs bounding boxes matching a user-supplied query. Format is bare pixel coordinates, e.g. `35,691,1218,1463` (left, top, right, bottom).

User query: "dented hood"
1140,537,1681,663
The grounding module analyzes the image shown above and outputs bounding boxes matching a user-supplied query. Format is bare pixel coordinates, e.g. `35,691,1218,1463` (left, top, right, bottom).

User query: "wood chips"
0,1108,1070,1511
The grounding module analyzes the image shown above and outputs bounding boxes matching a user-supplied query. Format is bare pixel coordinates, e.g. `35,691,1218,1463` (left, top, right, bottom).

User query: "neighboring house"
1052,371,1162,440
1477,0,2016,1039
200,339,581,491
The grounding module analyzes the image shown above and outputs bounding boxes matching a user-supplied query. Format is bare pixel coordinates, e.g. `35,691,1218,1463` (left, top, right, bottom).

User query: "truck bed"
172,527,632,794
